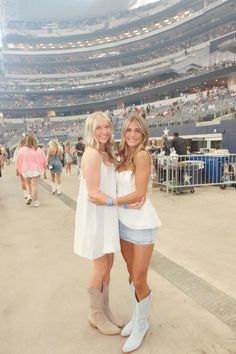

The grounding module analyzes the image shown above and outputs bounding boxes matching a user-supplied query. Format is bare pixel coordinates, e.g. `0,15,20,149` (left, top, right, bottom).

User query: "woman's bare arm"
84,148,109,202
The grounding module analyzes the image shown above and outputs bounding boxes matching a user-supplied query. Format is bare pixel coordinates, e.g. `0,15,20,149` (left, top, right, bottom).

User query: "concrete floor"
1,164,236,354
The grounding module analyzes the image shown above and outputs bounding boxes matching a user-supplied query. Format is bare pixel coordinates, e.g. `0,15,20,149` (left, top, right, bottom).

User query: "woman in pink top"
16,134,47,207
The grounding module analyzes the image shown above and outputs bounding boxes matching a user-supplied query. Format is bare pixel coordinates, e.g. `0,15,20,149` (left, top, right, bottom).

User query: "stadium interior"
0,0,236,152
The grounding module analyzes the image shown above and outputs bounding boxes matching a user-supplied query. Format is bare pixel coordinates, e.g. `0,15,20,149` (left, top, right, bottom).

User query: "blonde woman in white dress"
89,115,161,353
74,112,123,336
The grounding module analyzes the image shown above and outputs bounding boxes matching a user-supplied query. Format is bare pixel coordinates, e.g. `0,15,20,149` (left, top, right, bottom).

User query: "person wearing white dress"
74,111,123,336
89,115,161,353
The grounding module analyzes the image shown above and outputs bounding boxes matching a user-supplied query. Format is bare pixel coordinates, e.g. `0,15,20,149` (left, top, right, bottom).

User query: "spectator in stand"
74,137,85,175
172,132,187,156
47,140,63,195
15,134,47,207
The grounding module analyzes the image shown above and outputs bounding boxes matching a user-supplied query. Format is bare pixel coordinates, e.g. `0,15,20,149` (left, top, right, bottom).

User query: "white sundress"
74,161,120,260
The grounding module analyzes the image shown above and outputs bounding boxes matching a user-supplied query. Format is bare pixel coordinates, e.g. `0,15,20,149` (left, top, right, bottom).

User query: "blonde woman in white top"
74,112,123,336
89,115,161,353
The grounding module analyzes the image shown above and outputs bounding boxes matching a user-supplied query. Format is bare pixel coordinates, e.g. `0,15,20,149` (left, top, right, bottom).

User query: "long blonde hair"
84,111,116,163
48,139,63,153
119,115,150,173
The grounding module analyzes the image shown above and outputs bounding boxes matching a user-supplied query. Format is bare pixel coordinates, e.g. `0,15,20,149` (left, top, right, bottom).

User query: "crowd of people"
1,134,85,205
1,86,235,152
3,21,235,78
1,59,236,110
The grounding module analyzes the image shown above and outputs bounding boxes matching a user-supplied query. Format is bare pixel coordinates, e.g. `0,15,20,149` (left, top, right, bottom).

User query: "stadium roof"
12,0,160,21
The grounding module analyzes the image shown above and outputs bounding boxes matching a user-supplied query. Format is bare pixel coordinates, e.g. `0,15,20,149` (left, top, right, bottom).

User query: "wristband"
107,198,113,207
123,204,129,209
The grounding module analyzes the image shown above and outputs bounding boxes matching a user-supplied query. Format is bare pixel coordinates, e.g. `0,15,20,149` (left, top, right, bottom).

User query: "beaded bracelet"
107,198,113,207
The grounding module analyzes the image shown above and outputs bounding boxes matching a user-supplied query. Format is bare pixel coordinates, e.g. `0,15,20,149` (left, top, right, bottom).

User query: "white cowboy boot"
122,292,151,353
121,282,136,336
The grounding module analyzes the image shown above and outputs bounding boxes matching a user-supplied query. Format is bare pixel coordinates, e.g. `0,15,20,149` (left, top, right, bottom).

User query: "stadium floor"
1,164,236,354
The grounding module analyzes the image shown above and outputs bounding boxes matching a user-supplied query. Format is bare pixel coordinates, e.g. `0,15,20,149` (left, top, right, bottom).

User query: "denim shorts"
119,221,158,245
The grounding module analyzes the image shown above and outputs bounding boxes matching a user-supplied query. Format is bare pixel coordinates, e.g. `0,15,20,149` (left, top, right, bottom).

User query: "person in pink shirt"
15,134,47,207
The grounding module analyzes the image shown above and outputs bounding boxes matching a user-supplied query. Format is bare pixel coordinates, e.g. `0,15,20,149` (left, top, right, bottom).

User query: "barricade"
155,154,236,194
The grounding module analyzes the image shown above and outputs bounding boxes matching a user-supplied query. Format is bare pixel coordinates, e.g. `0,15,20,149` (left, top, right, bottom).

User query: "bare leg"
68,162,72,174
121,239,135,283
24,177,32,196
132,244,154,301
20,174,26,191
88,254,110,290
31,176,40,201
51,172,55,183
55,172,61,186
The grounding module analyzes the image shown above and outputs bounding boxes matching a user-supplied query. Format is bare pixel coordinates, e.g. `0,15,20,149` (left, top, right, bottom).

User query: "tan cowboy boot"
102,282,124,328
87,288,120,335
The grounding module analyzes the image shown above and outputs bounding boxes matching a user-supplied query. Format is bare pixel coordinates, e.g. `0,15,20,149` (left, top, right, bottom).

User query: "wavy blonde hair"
119,115,150,173
85,111,116,163
48,139,63,153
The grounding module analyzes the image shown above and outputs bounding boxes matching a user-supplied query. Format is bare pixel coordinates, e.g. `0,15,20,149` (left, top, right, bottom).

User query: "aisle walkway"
1,165,236,354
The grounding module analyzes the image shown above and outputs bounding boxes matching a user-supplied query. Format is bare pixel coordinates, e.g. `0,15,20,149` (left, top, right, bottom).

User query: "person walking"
74,112,123,336
64,141,73,175
13,137,28,199
89,115,161,353
47,140,63,195
74,137,85,175
15,134,47,207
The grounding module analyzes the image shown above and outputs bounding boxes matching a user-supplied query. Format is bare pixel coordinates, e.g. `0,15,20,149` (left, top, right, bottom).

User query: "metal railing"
155,154,236,194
